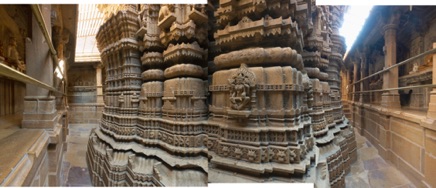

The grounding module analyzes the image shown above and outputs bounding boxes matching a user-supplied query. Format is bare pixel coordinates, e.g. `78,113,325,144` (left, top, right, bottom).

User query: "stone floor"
61,123,97,186
345,129,416,188
58,123,416,187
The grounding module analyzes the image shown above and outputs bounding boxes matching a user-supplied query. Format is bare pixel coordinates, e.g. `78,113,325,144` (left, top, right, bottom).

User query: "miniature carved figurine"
189,4,206,14
131,92,139,108
229,73,250,110
6,37,25,72
139,13,147,28
410,62,419,74
0,40,4,58
228,64,255,110
158,4,174,21
119,93,125,107
0,41,6,64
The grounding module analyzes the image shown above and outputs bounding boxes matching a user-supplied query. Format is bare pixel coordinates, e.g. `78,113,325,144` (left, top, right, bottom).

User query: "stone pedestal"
22,96,57,128
381,24,401,108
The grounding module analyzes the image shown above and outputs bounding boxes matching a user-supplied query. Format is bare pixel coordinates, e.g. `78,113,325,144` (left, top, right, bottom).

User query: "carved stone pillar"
427,42,436,118
22,5,57,129
95,63,104,104
360,56,368,103
353,61,359,102
21,5,65,186
347,69,352,101
381,24,401,108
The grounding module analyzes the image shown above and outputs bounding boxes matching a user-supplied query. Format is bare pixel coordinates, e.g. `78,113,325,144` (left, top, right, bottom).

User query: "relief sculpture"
228,64,255,110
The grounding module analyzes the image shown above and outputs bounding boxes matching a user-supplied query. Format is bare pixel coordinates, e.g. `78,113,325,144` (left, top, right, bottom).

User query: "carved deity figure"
131,92,139,108
0,40,4,58
230,73,250,110
228,64,255,110
119,93,125,107
410,62,419,74
6,37,25,72
189,4,206,14
139,12,147,28
158,4,174,22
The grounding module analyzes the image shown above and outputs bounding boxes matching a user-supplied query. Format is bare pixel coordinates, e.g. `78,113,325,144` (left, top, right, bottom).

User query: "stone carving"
0,40,4,60
158,4,174,22
410,62,419,74
131,92,139,108
6,37,25,72
157,4,176,29
87,3,356,187
118,93,125,107
228,63,255,110
88,4,209,187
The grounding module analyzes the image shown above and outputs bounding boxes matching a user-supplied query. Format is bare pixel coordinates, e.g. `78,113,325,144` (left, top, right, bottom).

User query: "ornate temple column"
95,63,104,104
347,69,352,101
360,56,368,103
352,61,359,102
381,24,401,108
341,69,349,101
427,42,436,118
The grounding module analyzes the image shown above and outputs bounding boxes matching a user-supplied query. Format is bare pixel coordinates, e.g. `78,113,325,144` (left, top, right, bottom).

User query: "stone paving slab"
345,129,416,188
61,124,95,186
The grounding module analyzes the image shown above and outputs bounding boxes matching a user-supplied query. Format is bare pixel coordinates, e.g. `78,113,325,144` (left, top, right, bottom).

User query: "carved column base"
427,90,436,119
380,92,401,108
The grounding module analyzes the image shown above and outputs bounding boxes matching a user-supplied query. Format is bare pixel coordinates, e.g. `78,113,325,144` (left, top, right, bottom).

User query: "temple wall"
68,104,103,124
0,77,25,115
67,65,97,104
349,101,436,187
67,65,102,124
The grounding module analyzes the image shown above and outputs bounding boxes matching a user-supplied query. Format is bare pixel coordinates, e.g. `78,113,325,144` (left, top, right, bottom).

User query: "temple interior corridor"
1,3,436,188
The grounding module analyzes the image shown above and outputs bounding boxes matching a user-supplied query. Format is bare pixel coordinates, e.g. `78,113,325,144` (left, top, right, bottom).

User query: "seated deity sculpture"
158,4,174,22
189,4,206,14
229,72,251,110
6,37,25,72
410,62,419,74
0,41,4,58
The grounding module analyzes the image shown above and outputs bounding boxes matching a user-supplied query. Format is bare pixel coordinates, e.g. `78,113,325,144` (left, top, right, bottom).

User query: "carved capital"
383,24,397,33
94,62,103,69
